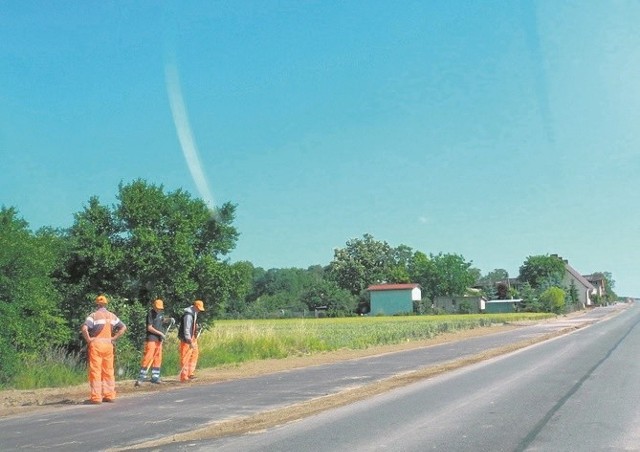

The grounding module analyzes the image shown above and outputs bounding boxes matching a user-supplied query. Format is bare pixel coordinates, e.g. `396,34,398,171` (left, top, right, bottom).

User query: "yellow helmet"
153,299,164,310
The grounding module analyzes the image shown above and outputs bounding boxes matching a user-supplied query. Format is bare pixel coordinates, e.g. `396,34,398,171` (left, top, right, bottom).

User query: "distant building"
552,254,596,307
367,283,421,315
433,295,485,314
583,273,606,298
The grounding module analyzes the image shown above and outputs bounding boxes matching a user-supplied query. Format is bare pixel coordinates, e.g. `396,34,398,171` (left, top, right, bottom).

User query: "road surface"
189,303,640,451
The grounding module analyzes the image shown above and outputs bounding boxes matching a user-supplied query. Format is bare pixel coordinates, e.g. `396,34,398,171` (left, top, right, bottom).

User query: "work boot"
150,378,161,384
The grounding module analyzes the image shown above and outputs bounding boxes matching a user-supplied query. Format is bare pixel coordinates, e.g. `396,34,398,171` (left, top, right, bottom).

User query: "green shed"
367,283,421,315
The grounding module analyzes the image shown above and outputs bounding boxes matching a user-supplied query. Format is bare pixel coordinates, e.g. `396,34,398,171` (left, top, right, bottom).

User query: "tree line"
0,179,618,384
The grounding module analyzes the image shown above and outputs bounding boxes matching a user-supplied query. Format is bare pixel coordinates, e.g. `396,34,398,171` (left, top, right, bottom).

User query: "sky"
1,1,639,297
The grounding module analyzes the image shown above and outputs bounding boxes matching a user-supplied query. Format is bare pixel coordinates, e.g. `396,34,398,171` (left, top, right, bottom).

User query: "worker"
135,298,173,385
178,299,205,382
81,294,127,404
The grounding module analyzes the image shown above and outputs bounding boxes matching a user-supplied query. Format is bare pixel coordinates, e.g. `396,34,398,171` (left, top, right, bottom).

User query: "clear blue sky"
1,1,639,296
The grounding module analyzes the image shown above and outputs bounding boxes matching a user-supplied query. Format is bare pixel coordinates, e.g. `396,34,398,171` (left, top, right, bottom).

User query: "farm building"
367,283,421,315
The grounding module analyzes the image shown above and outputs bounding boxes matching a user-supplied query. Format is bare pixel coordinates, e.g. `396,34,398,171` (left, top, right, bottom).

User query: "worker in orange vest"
81,294,127,404
178,299,205,382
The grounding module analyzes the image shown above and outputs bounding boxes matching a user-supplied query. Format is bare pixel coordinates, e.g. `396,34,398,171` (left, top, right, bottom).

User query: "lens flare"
165,62,216,213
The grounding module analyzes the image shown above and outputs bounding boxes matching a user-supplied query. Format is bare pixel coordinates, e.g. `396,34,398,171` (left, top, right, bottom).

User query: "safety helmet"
153,299,164,310
95,295,108,305
194,300,205,311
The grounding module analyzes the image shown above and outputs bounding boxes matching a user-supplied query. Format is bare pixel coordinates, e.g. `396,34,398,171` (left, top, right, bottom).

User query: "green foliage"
519,255,565,289
0,335,19,386
458,300,474,314
601,271,618,302
409,252,476,301
516,282,542,312
477,268,509,299
299,279,357,317
0,208,72,383
539,286,566,314
10,347,85,389
59,180,241,320
328,234,399,295
568,281,579,305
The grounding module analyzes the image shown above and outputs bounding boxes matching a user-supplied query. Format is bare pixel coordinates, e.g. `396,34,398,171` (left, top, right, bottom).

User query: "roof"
564,263,595,290
367,283,421,292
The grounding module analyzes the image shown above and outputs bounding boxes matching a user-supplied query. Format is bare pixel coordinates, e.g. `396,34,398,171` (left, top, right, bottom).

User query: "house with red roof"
366,283,421,315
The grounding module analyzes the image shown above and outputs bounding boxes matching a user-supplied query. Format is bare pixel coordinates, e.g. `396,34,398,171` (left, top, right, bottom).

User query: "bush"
0,336,20,386
539,287,566,314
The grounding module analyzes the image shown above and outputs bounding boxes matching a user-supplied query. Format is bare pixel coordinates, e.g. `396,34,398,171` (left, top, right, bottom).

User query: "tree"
244,267,326,317
300,279,357,317
218,261,254,317
59,180,240,321
57,196,124,338
0,208,72,383
601,271,618,301
477,268,509,299
519,255,565,289
409,251,476,302
517,282,541,312
328,234,397,295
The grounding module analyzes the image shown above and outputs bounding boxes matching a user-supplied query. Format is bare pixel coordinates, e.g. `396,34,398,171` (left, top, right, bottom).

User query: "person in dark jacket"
135,299,173,385
178,299,205,382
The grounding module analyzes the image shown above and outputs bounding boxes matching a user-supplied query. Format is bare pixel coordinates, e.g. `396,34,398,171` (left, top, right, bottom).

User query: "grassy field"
9,313,553,390
163,313,553,373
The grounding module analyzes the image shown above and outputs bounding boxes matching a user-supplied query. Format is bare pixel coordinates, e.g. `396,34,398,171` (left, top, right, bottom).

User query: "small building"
483,299,523,313
433,295,485,314
367,283,421,315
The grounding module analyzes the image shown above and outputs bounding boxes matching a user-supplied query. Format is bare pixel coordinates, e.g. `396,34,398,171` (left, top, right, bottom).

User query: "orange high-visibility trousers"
179,339,198,381
88,339,116,402
141,341,163,369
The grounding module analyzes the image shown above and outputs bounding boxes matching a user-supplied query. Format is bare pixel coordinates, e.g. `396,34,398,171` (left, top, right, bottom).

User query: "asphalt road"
0,304,628,451
191,303,640,451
